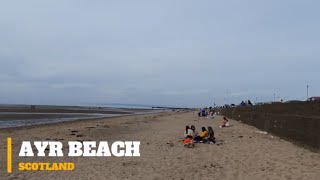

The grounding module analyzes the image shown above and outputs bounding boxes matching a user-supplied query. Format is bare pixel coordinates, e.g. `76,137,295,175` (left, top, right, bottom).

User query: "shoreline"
0,105,165,129
0,111,165,131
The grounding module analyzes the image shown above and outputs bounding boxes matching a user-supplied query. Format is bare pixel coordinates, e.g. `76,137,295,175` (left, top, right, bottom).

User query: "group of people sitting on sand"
183,116,231,147
183,125,215,146
197,107,216,119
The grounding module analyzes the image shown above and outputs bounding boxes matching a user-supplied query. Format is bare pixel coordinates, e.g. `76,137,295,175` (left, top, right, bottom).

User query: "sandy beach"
0,111,319,180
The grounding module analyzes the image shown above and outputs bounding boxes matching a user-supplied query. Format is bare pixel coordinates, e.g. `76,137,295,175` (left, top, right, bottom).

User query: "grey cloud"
0,0,319,107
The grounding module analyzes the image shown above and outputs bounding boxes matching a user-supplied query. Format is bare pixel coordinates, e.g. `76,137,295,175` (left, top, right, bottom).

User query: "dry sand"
0,111,319,180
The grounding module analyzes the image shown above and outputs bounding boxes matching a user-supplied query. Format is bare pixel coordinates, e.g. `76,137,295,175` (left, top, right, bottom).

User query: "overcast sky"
0,0,319,107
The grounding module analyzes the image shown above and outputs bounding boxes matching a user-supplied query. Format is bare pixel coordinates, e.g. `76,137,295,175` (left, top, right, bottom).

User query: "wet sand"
0,104,155,114
0,111,319,180
0,105,158,128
